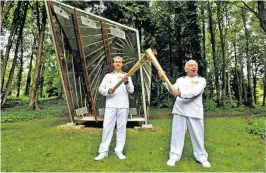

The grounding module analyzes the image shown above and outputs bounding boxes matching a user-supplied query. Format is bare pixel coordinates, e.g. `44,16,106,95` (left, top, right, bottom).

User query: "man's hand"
172,90,181,97
108,88,115,94
158,71,167,82
158,70,166,79
123,76,129,84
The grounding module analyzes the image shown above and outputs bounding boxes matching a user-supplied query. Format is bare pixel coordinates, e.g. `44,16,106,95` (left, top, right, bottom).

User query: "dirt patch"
82,127,102,131
128,126,162,132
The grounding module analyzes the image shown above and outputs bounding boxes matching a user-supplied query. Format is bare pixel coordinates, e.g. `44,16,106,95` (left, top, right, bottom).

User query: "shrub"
247,114,266,139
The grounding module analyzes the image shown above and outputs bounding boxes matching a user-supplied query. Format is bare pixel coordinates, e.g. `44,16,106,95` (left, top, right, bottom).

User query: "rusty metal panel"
45,0,151,122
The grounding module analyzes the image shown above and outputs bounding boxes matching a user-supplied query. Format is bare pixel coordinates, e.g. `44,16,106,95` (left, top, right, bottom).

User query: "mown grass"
1,116,265,172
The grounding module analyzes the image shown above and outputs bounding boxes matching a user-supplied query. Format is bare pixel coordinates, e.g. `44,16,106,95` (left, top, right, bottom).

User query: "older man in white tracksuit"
159,60,211,168
95,56,134,161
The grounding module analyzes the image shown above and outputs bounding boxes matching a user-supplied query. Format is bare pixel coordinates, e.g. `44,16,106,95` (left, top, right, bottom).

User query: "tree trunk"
1,2,28,106
1,35,21,105
58,84,63,99
262,47,266,106
0,0,14,32
252,73,257,104
201,2,207,78
16,37,23,97
233,40,242,105
227,65,232,103
258,1,266,34
28,5,47,110
242,8,254,106
39,65,45,98
201,2,209,100
217,2,227,106
24,36,36,96
1,2,22,91
208,1,221,106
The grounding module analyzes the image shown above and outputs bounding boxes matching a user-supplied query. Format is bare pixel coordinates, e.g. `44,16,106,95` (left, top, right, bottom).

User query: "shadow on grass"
81,121,141,129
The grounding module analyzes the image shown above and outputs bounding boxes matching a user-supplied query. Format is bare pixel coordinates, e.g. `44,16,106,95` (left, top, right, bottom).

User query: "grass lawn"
1,116,265,172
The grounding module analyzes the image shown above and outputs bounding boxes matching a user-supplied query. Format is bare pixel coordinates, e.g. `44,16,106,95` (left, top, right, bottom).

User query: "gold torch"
145,48,175,93
112,48,175,93
112,53,150,91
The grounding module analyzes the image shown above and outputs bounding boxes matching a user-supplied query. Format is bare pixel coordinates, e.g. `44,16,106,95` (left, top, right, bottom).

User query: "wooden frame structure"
45,1,152,124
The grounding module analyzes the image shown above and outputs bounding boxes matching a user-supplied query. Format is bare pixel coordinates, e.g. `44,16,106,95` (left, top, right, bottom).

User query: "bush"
203,99,217,111
247,114,266,139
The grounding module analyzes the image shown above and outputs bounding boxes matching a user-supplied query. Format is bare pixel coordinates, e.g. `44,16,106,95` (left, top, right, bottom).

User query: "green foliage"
204,99,266,115
1,98,68,123
151,76,176,108
203,99,217,111
247,113,266,139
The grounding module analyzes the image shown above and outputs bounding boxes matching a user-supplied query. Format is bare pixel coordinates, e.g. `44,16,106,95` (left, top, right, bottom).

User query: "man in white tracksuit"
158,60,211,168
95,56,134,161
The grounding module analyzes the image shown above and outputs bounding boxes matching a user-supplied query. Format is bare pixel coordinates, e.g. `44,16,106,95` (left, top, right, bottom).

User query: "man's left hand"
172,90,181,97
123,76,129,84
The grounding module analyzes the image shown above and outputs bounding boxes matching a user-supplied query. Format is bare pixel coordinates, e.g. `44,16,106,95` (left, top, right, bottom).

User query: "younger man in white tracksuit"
158,60,211,168
95,56,134,161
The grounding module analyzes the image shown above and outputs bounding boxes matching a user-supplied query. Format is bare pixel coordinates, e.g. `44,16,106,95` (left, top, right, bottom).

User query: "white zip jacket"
163,75,206,119
99,72,134,108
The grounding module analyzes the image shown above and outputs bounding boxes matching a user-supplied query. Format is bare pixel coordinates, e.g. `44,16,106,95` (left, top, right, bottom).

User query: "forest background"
1,1,266,123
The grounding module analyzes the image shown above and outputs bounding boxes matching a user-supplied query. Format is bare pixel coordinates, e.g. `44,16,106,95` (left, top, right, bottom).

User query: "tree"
28,3,47,110
16,36,23,97
1,2,22,92
207,1,221,106
241,7,254,106
24,35,36,96
1,2,29,105
0,0,14,32
217,1,229,106
240,1,266,34
263,47,266,106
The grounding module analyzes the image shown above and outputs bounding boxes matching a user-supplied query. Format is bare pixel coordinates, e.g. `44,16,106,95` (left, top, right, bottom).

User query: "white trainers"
115,152,126,160
94,153,108,161
200,160,211,168
167,158,178,166
198,158,211,168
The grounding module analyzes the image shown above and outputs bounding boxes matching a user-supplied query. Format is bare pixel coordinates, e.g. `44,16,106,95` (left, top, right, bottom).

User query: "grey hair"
185,60,198,68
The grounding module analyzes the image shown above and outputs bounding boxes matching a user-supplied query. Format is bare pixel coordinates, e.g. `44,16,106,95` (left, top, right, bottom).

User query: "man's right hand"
108,88,115,94
158,71,165,78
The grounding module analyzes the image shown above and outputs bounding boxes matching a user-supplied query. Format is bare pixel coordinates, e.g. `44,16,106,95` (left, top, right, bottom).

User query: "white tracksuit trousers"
169,114,208,161
98,108,128,154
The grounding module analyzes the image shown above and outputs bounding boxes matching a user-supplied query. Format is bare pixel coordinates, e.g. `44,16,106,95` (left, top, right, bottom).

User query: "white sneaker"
198,158,211,168
115,152,126,160
200,160,211,168
167,158,178,166
94,153,108,161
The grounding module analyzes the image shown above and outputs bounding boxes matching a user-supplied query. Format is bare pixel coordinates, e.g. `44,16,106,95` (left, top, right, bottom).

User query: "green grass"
1,117,265,172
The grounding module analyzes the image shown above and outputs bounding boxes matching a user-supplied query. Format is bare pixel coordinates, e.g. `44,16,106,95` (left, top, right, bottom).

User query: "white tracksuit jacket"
99,72,134,108
164,75,206,119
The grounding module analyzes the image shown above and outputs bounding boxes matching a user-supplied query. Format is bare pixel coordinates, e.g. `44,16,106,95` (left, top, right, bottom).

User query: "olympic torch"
112,53,150,91
145,48,175,93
